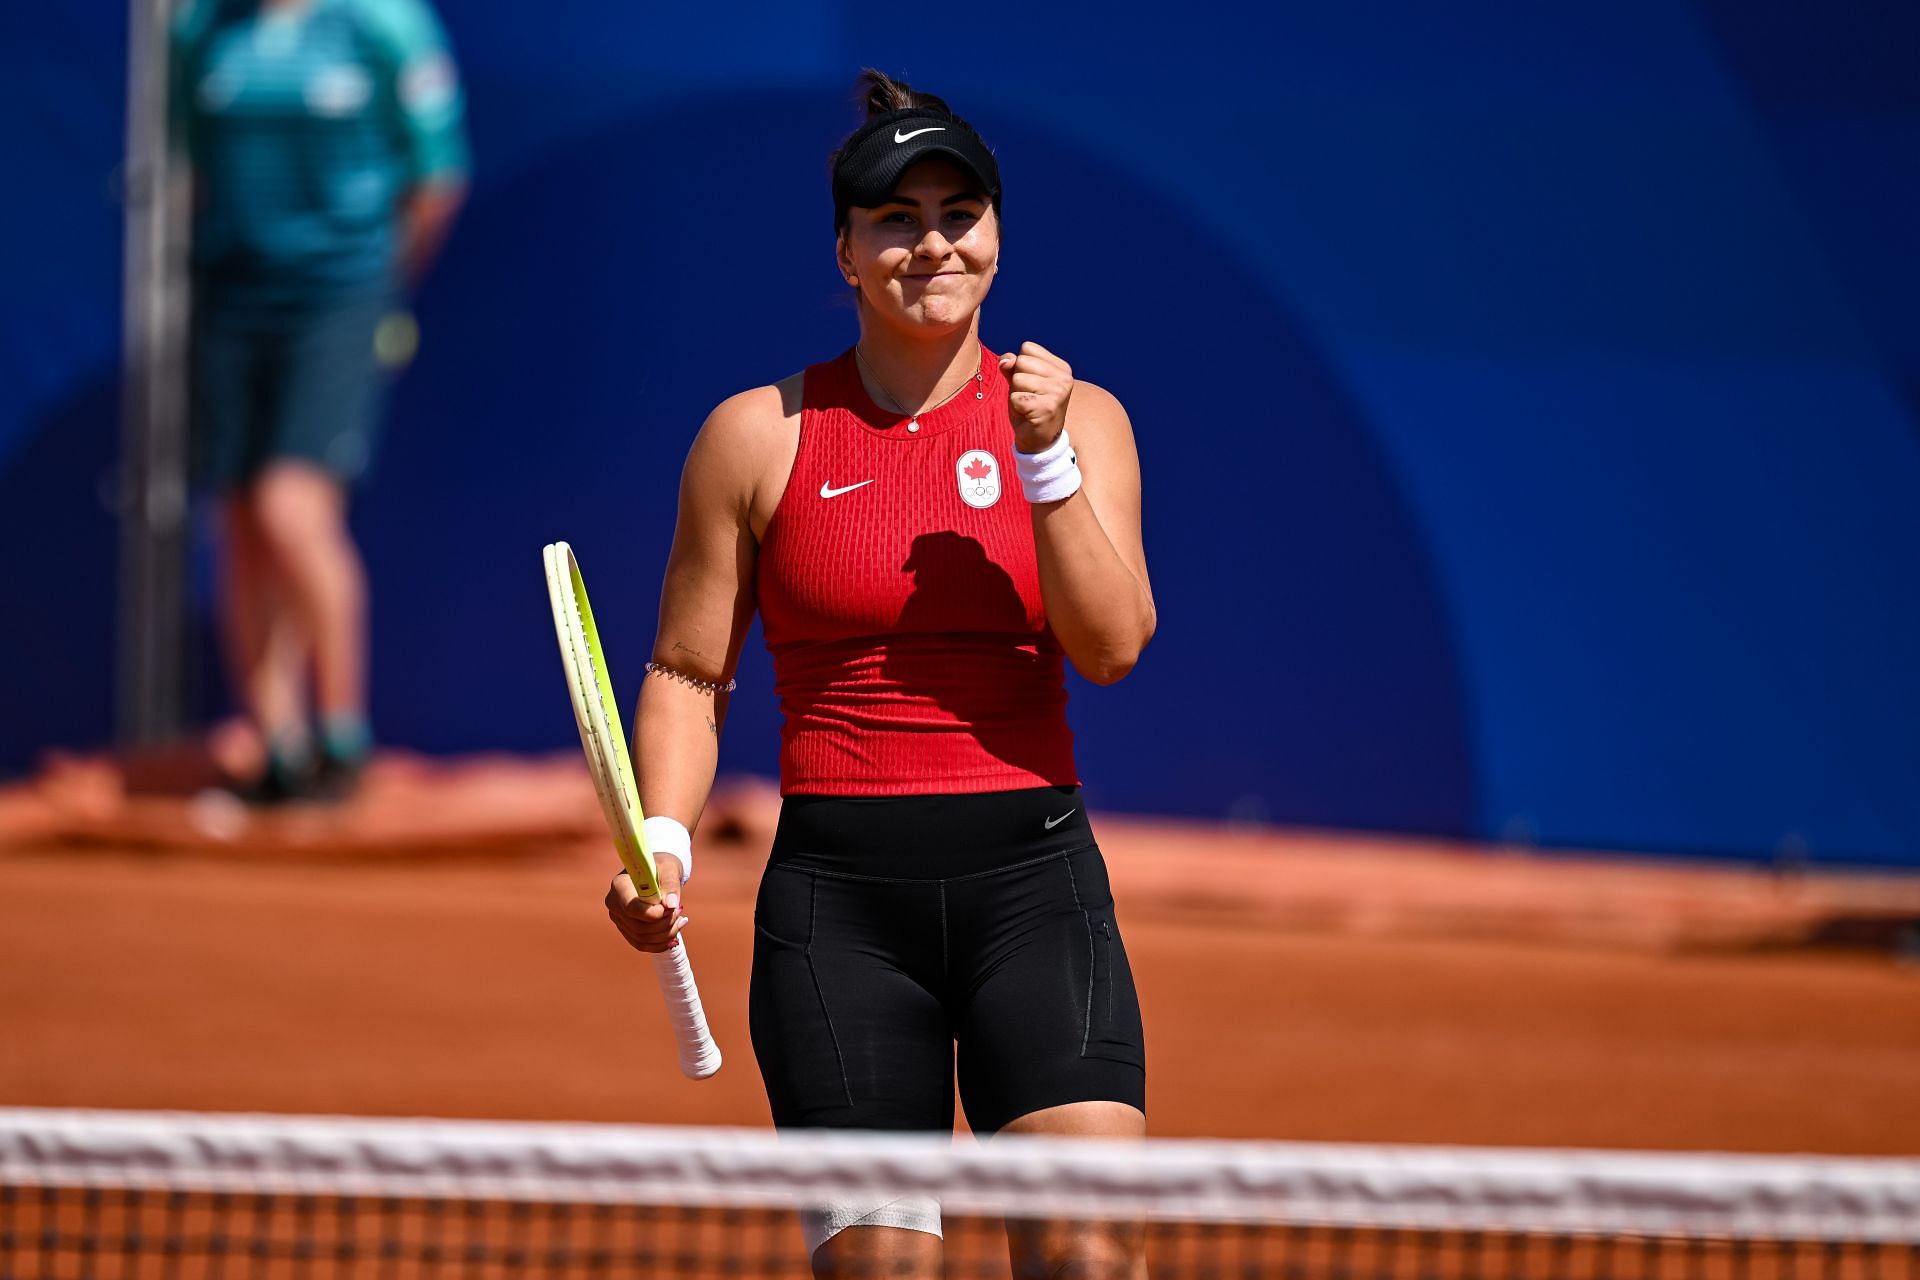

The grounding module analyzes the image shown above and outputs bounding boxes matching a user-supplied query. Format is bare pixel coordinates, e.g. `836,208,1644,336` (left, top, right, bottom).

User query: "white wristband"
642,815,692,884
1016,428,1082,503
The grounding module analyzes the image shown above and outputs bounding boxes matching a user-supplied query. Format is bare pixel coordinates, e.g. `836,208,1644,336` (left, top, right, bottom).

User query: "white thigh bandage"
799,1195,942,1255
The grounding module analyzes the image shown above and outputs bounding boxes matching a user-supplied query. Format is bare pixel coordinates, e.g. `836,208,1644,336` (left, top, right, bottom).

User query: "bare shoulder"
1065,379,1138,456
683,373,805,531
693,377,798,459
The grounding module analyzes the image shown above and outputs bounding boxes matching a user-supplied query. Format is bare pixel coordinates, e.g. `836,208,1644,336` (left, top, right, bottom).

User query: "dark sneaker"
310,747,368,804
232,753,317,806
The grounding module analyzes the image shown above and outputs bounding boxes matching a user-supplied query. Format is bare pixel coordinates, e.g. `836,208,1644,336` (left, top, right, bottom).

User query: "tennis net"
3,1108,1916,1278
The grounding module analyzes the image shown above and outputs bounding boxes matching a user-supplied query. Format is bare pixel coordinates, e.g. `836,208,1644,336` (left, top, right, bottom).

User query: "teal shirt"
172,0,469,306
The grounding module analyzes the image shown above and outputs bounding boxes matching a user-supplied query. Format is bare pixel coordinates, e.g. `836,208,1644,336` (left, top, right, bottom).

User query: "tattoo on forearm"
705,716,718,737
672,641,708,661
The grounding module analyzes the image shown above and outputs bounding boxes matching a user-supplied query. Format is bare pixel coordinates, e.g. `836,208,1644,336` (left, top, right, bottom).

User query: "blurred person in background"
170,0,468,802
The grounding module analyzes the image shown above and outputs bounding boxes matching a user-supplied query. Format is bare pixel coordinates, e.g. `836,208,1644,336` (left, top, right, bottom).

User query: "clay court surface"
2,755,1918,1154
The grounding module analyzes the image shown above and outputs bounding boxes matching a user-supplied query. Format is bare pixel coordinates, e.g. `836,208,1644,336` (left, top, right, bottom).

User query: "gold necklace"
853,344,986,433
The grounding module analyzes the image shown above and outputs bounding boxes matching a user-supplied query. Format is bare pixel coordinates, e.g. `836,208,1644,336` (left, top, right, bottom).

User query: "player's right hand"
605,854,687,953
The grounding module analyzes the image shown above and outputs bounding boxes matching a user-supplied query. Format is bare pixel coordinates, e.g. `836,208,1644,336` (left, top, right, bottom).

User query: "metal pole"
117,0,191,746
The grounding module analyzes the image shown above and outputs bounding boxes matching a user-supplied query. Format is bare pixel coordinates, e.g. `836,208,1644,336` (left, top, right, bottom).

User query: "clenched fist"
999,341,1073,454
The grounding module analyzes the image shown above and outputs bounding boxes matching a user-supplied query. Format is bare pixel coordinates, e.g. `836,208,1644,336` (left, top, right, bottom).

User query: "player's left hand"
1000,342,1073,454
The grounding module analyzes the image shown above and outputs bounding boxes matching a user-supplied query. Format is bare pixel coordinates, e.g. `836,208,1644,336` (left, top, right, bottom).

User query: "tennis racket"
542,540,722,1079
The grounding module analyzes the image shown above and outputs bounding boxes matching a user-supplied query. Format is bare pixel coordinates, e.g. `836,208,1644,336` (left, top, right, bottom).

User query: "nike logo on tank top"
756,348,1079,796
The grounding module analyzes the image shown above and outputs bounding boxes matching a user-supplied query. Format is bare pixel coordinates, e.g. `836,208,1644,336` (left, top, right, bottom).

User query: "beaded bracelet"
643,662,737,695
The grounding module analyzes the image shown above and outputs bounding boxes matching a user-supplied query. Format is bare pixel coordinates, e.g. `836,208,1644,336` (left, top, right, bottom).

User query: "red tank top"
756,347,1079,795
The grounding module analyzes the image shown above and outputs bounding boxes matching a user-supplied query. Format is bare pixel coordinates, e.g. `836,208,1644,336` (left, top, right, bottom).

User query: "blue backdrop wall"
4,1,1918,865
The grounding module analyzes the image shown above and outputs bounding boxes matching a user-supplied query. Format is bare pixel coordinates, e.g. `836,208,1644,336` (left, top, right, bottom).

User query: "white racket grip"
650,942,722,1079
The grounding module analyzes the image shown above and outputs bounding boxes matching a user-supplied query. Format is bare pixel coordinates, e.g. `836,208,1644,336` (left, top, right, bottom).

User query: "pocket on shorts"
749,866,854,1116
753,863,816,948
1068,849,1146,1068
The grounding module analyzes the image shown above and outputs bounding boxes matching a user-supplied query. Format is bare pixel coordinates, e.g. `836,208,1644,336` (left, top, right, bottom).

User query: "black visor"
832,108,1001,224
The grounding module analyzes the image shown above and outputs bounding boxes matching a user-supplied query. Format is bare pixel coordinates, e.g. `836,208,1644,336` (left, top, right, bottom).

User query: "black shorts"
749,786,1146,1135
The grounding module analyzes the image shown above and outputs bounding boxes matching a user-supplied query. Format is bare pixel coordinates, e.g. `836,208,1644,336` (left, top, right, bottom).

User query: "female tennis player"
606,71,1155,1279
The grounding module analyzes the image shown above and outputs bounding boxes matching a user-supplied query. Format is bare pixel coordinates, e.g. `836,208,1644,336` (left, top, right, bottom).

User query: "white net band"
2,1108,1916,1244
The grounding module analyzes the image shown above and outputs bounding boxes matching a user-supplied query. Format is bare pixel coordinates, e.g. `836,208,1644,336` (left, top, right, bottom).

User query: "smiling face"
837,157,1000,340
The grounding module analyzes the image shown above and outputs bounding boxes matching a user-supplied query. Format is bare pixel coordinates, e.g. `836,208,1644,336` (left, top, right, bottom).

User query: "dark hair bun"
858,68,952,120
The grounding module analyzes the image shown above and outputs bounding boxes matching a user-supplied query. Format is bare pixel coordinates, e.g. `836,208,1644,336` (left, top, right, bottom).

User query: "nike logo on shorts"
819,480,875,499
1044,809,1078,830
894,126,945,143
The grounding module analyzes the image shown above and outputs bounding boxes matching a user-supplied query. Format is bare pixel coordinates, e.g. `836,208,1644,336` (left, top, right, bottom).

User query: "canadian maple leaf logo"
964,457,994,481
